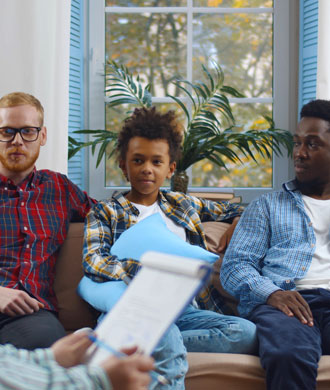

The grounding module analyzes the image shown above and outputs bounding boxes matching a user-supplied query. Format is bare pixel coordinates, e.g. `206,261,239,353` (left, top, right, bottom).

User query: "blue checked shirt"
0,344,110,390
221,180,318,317
83,190,243,314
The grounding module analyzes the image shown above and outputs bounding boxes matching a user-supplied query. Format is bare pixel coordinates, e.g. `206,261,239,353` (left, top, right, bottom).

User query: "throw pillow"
78,213,218,313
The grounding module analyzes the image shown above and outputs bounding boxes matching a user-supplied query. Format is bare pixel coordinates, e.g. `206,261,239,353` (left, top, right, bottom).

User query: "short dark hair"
300,99,330,129
117,107,183,163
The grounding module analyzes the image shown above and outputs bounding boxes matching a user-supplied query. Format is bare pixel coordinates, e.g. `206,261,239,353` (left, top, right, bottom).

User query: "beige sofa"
54,222,330,390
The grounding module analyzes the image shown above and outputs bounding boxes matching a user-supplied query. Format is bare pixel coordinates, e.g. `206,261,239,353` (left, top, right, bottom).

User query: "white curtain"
317,0,330,99
0,0,71,174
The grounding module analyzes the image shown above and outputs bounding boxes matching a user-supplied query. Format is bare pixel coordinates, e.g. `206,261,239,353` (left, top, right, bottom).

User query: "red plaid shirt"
0,168,95,311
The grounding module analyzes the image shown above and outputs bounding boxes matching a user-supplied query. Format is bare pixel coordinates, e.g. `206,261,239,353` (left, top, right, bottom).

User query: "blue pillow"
111,212,218,262
78,212,218,313
77,277,126,313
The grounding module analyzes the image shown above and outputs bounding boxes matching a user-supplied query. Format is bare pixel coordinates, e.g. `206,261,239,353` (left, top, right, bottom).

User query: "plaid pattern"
0,169,94,311
221,180,318,317
83,190,243,314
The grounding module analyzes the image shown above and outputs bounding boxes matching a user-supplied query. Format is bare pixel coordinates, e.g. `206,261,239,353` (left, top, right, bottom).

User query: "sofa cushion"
186,352,266,390
54,223,98,332
185,353,330,390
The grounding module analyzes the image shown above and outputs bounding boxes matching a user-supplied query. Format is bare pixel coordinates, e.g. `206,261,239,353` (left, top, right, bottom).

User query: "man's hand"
217,217,240,253
267,290,314,326
51,332,93,368
101,346,154,390
0,286,44,316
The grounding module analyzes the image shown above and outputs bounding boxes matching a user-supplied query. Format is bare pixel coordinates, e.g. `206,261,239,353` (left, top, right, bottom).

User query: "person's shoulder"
93,191,126,212
248,186,293,212
160,189,194,205
36,169,69,182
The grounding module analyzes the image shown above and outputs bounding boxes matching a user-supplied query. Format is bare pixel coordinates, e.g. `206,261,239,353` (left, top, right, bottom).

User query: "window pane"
191,103,273,188
193,0,272,7
106,1,186,6
193,12,273,97
106,13,187,97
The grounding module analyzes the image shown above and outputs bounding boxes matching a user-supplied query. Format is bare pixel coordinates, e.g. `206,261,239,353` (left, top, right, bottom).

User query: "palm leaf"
105,60,152,109
69,61,293,176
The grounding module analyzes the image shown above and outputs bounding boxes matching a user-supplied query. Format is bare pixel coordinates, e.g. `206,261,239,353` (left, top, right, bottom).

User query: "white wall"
0,0,70,173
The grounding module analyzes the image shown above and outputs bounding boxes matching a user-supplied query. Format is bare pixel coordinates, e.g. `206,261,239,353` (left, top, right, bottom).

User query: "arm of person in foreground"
0,332,154,390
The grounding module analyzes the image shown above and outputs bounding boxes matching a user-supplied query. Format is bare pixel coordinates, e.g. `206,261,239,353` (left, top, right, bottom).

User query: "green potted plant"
69,61,293,193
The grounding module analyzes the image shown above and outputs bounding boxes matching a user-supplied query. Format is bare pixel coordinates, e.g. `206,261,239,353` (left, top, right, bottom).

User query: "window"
87,0,299,202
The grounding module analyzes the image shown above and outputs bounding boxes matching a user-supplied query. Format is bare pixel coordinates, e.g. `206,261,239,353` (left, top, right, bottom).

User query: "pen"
88,334,169,385
88,334,126,358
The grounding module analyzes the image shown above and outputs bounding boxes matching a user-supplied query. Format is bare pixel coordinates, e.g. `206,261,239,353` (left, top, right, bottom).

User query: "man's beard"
0,148,39,173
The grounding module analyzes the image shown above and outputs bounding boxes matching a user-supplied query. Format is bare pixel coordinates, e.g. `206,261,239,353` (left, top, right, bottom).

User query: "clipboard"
86,250,212,365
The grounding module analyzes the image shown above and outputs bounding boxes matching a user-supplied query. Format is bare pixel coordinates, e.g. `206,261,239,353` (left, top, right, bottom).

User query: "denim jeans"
176,304,258,354
150,323,188,390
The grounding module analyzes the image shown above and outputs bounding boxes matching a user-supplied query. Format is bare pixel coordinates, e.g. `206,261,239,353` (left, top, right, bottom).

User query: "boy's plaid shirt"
83,190,244,314
0,168,94,311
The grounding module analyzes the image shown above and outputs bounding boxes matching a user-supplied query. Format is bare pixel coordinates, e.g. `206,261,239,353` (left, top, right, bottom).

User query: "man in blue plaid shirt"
221,99,330,390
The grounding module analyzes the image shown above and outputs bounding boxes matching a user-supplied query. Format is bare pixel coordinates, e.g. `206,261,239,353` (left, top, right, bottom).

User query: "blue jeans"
176,304,258,354
150,324,187,390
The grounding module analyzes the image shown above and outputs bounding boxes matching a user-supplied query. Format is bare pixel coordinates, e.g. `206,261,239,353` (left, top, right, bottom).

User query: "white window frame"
86,0,298,203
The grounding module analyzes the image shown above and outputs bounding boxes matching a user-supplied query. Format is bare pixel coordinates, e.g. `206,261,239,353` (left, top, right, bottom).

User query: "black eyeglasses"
0,127,41,142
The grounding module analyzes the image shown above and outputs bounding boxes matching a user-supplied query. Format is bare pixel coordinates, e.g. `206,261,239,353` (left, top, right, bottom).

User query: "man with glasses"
0,92,95,349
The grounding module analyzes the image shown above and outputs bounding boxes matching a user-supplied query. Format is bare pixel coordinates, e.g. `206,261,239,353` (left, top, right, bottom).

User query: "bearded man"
0,92,95,349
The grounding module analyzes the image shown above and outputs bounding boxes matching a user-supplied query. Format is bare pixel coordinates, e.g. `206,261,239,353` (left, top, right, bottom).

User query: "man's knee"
151,325,187,390
212,315,258,354
0,310,66,350
153,324,187,357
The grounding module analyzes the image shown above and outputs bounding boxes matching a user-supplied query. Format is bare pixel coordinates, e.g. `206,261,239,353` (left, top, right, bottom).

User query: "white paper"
87,251,211,365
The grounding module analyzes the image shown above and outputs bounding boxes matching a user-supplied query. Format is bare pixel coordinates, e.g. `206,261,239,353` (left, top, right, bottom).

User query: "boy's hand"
101,347,154,390
0,286,44,316
217,217,240,253
51,332,93,368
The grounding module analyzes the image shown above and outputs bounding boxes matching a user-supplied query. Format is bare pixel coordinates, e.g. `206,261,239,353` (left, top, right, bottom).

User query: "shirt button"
23,226,28,231
4,187,8,190
286,280,291,284
302,266,306,271
309,222,313,226
26,244,30,249
19,188,23,191
21,202,25,206
311,243,315,248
